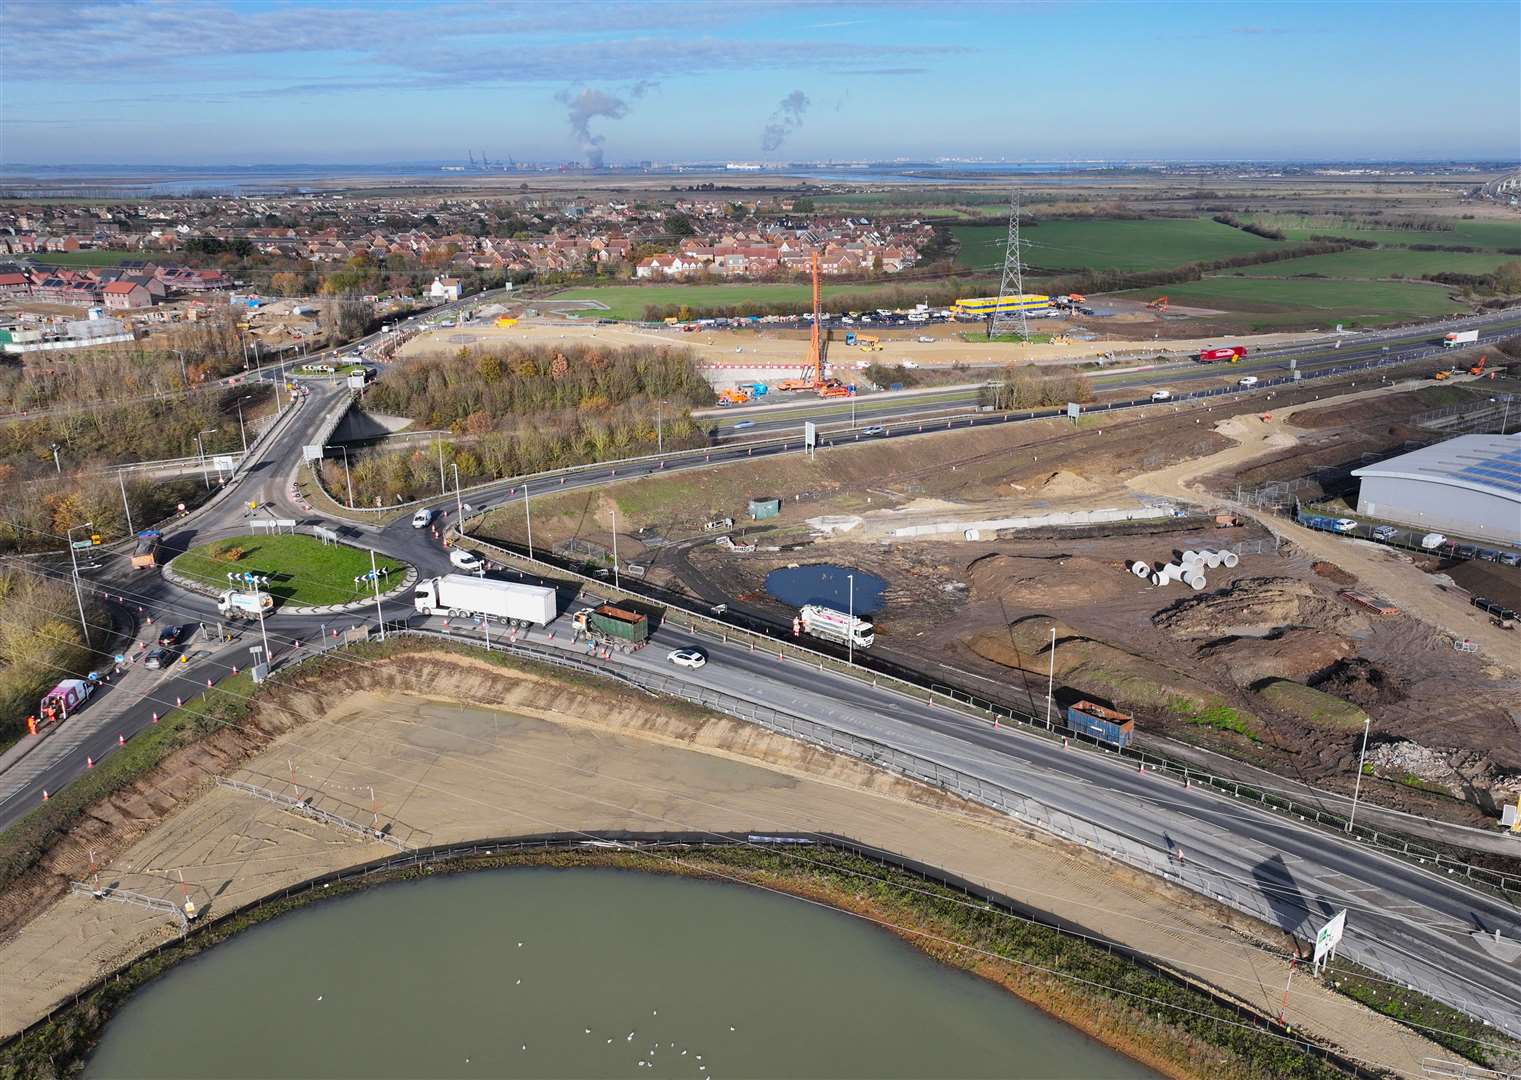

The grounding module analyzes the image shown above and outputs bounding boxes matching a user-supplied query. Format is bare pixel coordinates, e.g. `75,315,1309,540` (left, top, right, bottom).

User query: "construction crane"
776,254,827,391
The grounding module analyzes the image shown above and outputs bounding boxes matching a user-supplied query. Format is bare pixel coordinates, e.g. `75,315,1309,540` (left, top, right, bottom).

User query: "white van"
449,548,482,571
412,507,435,529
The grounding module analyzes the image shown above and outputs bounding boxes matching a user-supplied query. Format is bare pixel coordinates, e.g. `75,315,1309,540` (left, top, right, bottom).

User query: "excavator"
1469,355,1488,376
1146,296,1169,313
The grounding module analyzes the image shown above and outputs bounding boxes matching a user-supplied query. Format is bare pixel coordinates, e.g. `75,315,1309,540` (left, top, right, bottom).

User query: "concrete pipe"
1222,551,1240,568
1205,552,1223,569
1151,572,1166,587
1181,550,1199,565
1162,563,1186,582
1132,561,1151,578
1188,574,1206,591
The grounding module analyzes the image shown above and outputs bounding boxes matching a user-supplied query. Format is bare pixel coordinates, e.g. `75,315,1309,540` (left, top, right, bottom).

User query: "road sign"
302,444,323,462
804,421,817,449
1312,909,1346,973
213,455,235,473
70,539,94,550
1066,402,1081,420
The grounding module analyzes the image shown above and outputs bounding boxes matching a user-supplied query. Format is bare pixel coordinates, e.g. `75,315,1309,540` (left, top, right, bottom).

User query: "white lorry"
793,604,875,648
413,574,557,624
217,589,274,620
1444,330,1479,348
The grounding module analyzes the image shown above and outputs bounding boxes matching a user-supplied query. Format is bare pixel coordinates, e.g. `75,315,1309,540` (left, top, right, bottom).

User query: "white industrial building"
1351,434,1521,544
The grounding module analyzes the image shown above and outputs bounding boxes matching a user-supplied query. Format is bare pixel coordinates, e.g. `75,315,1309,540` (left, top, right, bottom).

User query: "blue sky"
2,0,1518,166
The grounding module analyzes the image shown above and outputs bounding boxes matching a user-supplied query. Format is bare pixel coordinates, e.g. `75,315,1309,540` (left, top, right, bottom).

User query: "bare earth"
0,652,1447,1076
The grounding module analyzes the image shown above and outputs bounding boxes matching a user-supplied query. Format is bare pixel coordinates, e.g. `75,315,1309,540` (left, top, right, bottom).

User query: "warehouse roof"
1352,434,1521,503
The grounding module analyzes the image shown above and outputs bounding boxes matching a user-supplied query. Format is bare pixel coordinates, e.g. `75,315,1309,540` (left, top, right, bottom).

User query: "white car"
861,425,887,436
1332,518,1359,533
449,549,482,571
411,508,435,529
1150,389,1172,402
1237,376,1259,387
667,648,707,669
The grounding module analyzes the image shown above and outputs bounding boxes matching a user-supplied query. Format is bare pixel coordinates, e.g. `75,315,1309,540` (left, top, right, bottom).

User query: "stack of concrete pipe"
1138,548,1238,589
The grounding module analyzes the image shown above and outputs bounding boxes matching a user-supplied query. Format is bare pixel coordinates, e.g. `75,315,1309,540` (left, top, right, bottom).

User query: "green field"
953,217,1279,273
1119,277,1465,329
171,534,405,607
1247,247,1519,280
27,250,144,268
1240,214,1521,251
552,281,986,320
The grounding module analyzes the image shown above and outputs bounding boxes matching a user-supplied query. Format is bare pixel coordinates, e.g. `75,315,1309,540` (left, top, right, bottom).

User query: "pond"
85,867,1155,1079
764,564,887,616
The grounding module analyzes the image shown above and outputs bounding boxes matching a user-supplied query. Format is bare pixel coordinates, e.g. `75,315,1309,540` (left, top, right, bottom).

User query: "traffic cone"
151,713,159,724
1138,762,1145,774
86,756,93,769
232,666,238,675
207,678,213,688
175,695,183,707
1063,737,1068,749
42,790,48,802
117,734,125,746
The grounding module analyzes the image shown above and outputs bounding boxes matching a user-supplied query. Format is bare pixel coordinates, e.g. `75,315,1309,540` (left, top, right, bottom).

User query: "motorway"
699,311,1521,439
2,304,1520,1045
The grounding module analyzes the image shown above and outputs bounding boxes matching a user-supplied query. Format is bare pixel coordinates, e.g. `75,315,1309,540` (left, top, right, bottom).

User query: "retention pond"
85,867,1155,1079
764,564,887,616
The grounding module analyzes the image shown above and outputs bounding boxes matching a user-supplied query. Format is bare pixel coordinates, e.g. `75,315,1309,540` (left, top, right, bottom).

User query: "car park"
1371,525,1399,541
667,648,707,669
143,647,173,670
1332,518,1359,533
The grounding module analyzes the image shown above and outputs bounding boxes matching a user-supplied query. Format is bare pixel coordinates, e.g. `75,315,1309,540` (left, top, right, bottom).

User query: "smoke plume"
761,90,810,152
556,87,629,167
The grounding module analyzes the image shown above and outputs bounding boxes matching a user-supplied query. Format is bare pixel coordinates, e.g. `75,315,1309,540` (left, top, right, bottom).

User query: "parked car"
1476,548,1502,562
1454,544,1478,559
1371,525,1399,541
667,648,707,670
1420,532,1448,550
1150,390,1172,402
157,625,187,647
143,647,173,670
449,549,482,571
1501,551,1521,567
1237,376,1259,388
411,508,435,529
1332,518,1359,533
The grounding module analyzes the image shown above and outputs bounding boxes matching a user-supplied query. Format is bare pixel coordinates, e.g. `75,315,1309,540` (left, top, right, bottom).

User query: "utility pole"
370,549,386,642
329,444,353,507
437,436,446,496
991,192,1030,343
1347,716,1372,833
452,462,464,525
236,398,249,453
611,505,620,591
656,401,664,454
66,522,93,640
51,443,62,473
1045,625,1056,730
196,429,215,491
171,348,187,387
847,573,855,667
118,470,134,536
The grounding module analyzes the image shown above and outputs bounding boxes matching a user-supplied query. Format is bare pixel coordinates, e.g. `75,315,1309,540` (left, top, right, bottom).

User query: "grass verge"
170,534,405,607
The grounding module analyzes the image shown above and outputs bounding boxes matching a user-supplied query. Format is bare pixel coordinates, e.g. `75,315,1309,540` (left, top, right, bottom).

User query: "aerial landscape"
2,1,1520,1077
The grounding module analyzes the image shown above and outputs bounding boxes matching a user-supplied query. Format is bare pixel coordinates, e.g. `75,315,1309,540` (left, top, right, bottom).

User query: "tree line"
981,367,1095,411
0,569,104,749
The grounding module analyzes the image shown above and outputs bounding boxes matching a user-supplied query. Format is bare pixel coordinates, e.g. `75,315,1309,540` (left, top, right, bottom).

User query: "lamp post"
118,470,134,535
370,549,386,642
195,429,215,491
451,462,464,525
1045,626,1056,730
523,482,534,560
328,444,354,507
847,573,855,667
51,443,62,474
1347,716,1372,834
65,521,93,640
235,397,249,453
611,505,620,591
170,348,187,388
656,400,664,454
437,436,446,496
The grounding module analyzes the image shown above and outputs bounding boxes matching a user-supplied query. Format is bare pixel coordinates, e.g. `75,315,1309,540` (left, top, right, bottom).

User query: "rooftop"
1352,433,1521,503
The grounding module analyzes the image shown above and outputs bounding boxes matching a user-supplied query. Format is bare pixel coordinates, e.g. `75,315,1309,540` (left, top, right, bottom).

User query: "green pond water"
86,866,1157,1079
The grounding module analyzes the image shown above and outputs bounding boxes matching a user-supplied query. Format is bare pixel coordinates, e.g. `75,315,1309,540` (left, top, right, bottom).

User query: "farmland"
1239,213,1521,251
1246,247,1519,280
953,217,1279,273
552,280,973,321
1119,277,1465,328
21,250,143,268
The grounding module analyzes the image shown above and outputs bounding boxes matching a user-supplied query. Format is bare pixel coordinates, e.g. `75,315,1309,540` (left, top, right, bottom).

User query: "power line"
991,192,1030,341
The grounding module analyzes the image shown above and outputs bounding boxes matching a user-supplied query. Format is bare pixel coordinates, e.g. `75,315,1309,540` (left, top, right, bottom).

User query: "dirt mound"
966,553,1127,607
1311,658,1409,708
1255,678,1369,730
1038,470,1100,496
1153,577,1365,640
1198,628,1353,687
1311,560,1357,587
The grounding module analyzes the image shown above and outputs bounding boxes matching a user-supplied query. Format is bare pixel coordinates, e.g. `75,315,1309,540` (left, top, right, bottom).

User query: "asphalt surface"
3,304,1519,1042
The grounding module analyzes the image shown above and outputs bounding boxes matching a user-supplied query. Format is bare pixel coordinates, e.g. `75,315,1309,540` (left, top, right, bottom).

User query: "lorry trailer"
794,604,874,648
1444,330,1479,348
414,574,557,624
1197,346,1247,363
1066,700,1134,748
129,530,161,570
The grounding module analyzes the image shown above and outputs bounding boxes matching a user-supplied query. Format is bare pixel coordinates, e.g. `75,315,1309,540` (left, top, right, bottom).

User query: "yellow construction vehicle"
716,388,752,406
1433,369,1452,381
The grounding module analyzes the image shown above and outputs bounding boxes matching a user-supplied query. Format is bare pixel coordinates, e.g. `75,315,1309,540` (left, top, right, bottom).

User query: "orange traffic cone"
42,790,48,802
151,712,159,724
86,756,93,769
175,695,182,707
117,734,125,746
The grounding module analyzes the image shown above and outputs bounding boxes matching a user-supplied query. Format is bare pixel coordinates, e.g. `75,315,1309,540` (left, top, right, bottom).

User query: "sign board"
1066,402,1081,419
302,444,324,463
312,525,339,545
1312,909,1346,973
347,373,367,389
70,539,94,550
804,421,817,449
250,662,270,685
213,455,235,473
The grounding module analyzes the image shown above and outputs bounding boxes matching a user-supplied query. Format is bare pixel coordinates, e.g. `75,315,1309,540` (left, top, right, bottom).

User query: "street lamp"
195,429,215,491
65,521,94,640
328,444,354,506
50,443,62,474
451,462,464,524
170,348,187,388
1045,626,1057,730
1347,716,1373,834
846,573,855,667
523,481,534,560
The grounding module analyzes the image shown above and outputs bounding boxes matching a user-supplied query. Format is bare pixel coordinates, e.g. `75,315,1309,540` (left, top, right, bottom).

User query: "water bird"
316,995,323,1002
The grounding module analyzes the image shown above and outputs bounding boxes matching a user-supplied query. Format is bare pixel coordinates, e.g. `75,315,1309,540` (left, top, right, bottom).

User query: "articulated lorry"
1444,330,1479,348
573,604,649,649
793,604,874,648
414,574,557,624
217,589,274,620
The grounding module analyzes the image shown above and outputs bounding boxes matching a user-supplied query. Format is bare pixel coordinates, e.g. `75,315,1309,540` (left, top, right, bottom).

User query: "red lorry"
1198,346,1247,363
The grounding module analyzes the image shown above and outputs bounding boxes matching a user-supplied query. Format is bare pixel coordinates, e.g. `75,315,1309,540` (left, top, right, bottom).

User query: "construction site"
475,348,1521,835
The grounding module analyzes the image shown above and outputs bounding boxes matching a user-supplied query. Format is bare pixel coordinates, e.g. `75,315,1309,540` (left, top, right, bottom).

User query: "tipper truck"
793,604,874,648
217,589,274,620
129,530,161,570
1444,330,1479,348
573,604,649,649
414,574,557,624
